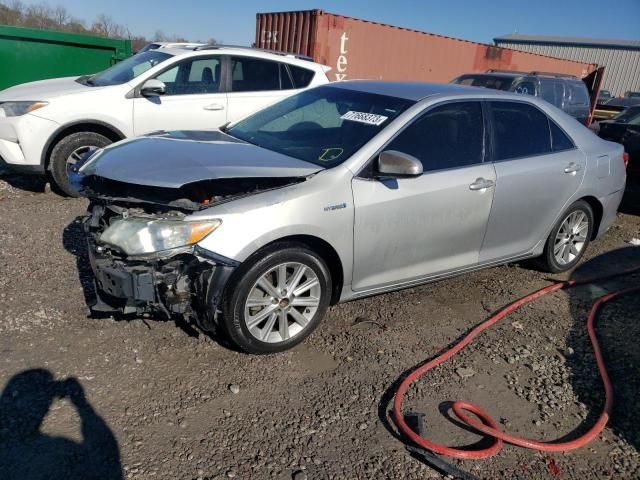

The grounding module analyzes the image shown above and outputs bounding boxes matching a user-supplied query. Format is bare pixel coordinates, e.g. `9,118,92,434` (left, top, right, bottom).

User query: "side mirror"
140,79,166,97
377,150,423,177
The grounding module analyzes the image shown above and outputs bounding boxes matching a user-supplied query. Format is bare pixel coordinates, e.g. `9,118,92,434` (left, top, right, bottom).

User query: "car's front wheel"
538,200,594,273
221,245,332,354
50,132,113,197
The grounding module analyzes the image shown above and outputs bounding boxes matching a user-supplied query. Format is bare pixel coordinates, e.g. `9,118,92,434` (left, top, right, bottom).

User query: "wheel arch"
246,234,345,305
577,195,604,240
41,120,126,169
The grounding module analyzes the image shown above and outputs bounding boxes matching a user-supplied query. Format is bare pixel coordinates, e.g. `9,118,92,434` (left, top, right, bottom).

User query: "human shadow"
567,247,640,450
0,369,122,480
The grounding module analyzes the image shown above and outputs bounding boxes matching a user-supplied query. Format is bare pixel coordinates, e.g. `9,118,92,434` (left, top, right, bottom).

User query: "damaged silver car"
75,82,626,353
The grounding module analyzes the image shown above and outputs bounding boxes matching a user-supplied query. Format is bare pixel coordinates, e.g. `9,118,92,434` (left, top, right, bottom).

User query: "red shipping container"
255,10,598,83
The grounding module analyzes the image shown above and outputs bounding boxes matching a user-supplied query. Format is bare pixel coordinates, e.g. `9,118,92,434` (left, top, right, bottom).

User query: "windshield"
87,51,172,86
613,106,640,124
227,86,415,167
452,75,515,91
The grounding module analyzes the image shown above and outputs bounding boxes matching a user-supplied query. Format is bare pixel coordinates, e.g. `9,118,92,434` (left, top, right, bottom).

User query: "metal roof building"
494,34,640,96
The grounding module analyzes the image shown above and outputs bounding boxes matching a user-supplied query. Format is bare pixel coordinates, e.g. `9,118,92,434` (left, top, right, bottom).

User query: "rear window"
289,65,316,88
489,101,552,160
231,57,280,91
539,81,564,108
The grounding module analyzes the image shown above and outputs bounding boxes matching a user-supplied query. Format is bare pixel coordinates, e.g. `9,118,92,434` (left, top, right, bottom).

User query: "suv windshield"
227,86,415,167
87,51,172,86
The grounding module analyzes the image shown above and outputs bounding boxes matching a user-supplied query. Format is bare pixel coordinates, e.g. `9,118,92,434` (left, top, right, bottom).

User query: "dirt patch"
1,178,639,479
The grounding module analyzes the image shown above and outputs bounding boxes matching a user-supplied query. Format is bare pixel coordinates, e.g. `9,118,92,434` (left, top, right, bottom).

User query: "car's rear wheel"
221,245,331,354
50,132,113,197
537,200,594,273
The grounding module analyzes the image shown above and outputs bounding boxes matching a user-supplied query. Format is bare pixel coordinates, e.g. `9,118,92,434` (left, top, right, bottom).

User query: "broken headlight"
100,218,221,255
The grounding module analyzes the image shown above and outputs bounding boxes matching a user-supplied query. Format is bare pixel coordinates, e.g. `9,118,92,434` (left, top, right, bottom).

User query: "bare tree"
153,29,167,42
0,0,193,47
52,5,69,26
24,3,54,29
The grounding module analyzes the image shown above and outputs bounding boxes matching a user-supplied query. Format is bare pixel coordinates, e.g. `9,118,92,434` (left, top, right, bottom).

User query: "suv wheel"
221,245,331,354
537,200,594,273
50,132,113,197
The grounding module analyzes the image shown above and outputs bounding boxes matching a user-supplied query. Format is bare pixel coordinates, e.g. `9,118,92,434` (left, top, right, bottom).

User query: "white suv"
0,45,330,195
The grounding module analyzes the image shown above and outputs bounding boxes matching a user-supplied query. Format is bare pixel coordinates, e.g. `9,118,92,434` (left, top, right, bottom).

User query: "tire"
537,200,594,273
50,132,113,197
221,244,332,354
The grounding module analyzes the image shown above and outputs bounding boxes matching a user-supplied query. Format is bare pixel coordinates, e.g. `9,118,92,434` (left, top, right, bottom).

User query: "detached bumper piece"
86,234,237,332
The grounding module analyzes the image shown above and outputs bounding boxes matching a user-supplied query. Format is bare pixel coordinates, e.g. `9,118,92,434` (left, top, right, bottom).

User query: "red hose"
392,266,640,459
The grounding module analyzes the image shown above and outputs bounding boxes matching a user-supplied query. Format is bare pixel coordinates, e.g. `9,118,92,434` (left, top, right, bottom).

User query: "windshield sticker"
341,111,388,126
318,147,344,162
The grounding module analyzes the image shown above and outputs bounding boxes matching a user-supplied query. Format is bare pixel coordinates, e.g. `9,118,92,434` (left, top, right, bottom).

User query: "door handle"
203,103,225,111
469,178,495,191
564,162,582,174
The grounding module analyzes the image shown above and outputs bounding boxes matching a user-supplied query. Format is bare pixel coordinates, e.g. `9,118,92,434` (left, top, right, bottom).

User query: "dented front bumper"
85,219,237,332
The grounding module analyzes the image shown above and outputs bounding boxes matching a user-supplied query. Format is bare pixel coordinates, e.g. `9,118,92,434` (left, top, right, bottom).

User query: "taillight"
623,152,629,170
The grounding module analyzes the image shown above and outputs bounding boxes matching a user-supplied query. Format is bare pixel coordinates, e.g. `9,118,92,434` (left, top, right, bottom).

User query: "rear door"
225,56,309,123
479,100,586,262
133,55,228,135
351,101,496,291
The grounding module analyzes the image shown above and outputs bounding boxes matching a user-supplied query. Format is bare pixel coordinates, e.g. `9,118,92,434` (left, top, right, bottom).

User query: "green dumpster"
0,25,132,91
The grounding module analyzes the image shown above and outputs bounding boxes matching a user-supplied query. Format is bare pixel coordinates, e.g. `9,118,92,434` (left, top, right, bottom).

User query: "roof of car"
161,45,329,70
326,80,505,101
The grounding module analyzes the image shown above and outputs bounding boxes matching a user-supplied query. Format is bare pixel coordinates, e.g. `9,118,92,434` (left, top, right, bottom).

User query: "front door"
133,55,228,135
480,100,586,262
351,101,496,291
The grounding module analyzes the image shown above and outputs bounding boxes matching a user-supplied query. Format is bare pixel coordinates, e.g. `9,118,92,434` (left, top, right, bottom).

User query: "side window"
489,101,552,160
567,82,590,106
289,65,315,88
230,57,280,92
156,65,178,83
539,81,563,108
386,102,484,172
154,56,221,95
549,121,575,151
280,64,294,90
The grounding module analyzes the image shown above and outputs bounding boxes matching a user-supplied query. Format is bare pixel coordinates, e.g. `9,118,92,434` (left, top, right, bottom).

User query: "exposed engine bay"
79,175,305,211
81,174,305,332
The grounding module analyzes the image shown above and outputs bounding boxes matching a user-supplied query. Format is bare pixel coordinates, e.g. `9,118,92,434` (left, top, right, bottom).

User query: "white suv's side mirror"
140,79,166,97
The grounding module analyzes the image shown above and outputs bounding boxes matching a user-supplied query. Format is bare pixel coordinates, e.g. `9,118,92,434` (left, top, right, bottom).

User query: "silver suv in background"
451,71,592,125
75,82,626,354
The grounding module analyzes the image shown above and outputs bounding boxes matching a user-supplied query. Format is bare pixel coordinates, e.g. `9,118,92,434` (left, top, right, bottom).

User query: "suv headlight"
0,101,49,117
100,218,222,255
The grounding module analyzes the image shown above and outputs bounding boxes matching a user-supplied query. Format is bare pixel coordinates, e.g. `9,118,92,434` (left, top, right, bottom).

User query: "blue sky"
18,0,640,45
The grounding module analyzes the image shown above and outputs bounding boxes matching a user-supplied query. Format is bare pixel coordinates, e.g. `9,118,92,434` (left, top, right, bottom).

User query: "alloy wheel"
553,211,589,266
66,146,95,175
243,262,321,343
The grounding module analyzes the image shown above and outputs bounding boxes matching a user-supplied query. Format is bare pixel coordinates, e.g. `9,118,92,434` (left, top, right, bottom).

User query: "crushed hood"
0,76,99,101
82,130,322,188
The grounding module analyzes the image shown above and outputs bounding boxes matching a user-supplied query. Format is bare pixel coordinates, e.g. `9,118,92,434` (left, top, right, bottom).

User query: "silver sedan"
78,81,627,353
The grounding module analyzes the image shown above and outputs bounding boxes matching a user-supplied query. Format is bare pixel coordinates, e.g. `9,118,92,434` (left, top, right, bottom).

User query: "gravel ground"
0,174,639,480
